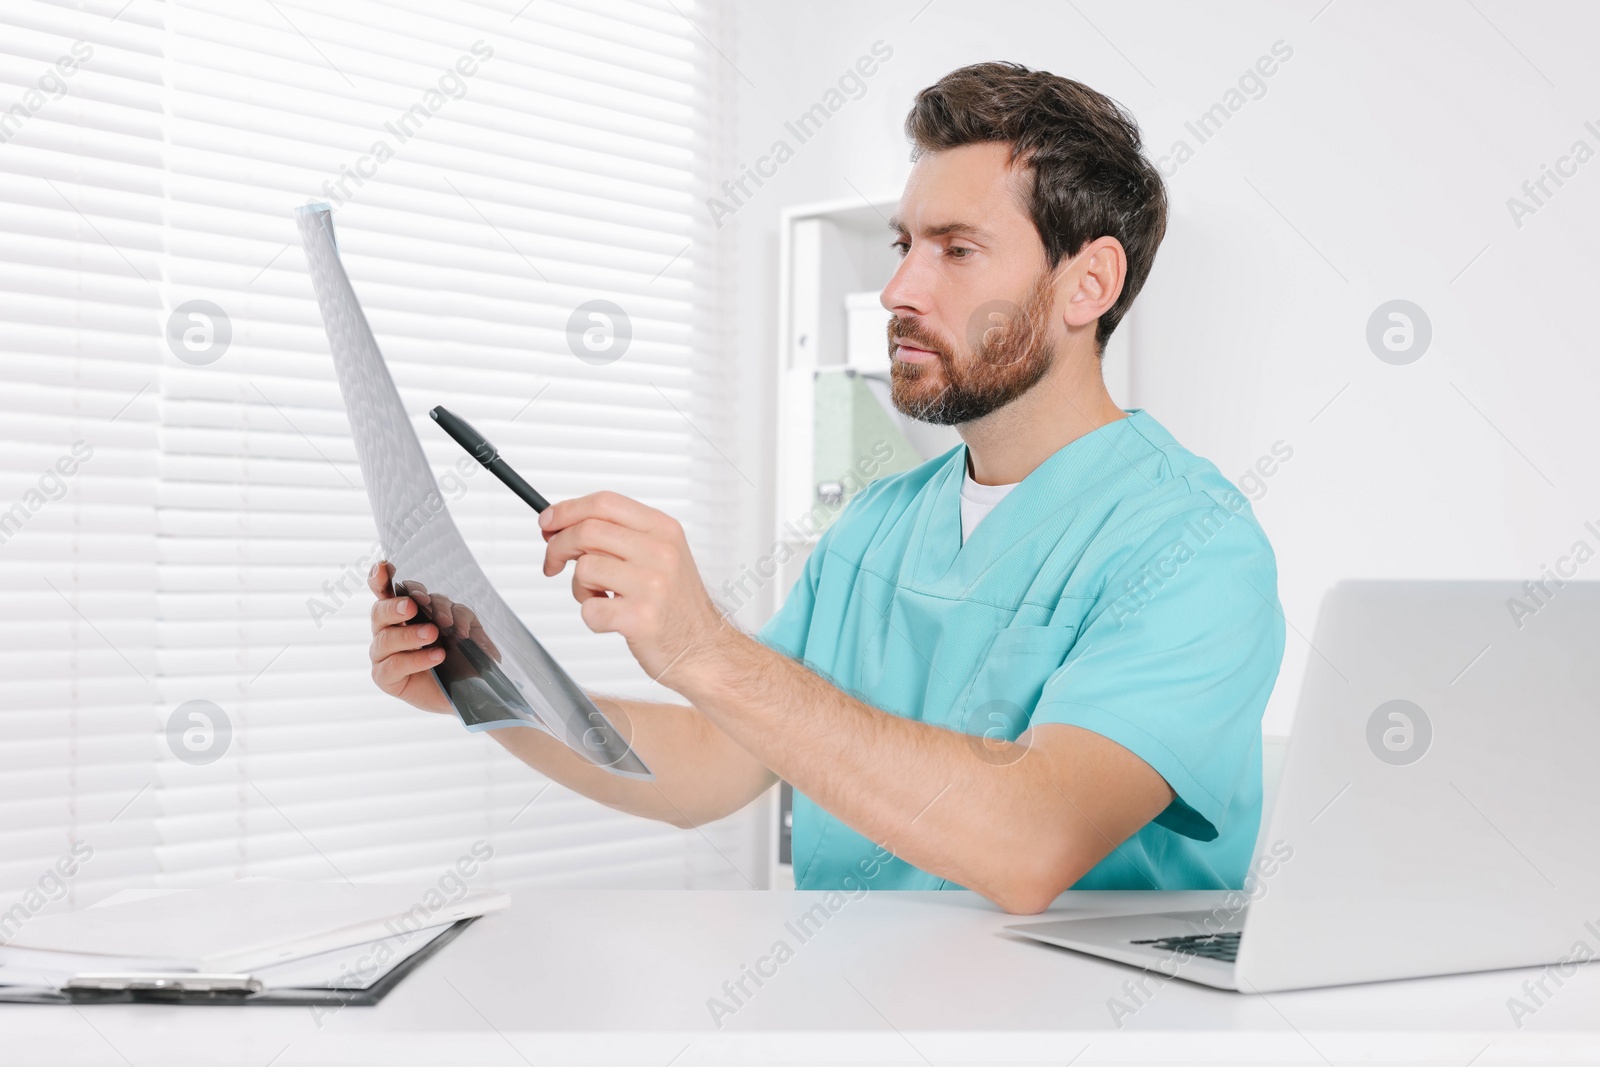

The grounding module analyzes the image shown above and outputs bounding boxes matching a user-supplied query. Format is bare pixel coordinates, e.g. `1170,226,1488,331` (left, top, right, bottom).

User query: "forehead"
892,142,1034,239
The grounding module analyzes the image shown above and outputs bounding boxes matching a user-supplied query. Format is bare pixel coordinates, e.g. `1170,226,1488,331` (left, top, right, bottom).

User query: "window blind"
0,0,752,919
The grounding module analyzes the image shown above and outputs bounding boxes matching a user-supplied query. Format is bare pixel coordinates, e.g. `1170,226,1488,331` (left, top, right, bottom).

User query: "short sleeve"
1030,498,1286,841
755,526,833,661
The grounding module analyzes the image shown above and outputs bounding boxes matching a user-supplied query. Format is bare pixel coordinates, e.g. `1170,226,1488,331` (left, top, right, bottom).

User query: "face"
883,142,1062,425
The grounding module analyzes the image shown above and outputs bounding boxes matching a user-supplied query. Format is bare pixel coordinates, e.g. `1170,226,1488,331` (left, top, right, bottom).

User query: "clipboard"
0,917,474,1006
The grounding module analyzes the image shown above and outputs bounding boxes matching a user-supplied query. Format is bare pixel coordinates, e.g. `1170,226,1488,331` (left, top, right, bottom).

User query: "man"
367,62,1285,915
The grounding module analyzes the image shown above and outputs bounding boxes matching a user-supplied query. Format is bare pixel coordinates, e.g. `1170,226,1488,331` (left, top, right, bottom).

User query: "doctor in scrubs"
368,61,1285,915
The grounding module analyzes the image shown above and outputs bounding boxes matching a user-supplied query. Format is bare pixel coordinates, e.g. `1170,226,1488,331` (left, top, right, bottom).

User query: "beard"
887,269,1057,426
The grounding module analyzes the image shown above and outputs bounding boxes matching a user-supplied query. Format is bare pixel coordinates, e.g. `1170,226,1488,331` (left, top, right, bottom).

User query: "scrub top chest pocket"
959,621,1080,750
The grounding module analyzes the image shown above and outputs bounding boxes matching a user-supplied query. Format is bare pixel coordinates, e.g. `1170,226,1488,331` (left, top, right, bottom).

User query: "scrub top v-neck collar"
907,409,1147,591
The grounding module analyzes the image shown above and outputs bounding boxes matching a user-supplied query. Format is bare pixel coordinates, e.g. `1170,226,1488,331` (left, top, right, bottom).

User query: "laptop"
1007,579,1600,993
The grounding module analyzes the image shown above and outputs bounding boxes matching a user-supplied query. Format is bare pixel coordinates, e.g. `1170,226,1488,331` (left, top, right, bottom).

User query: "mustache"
887,317,951,359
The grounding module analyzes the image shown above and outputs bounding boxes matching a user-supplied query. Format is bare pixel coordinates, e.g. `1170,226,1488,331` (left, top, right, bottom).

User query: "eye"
891,239,909,257
946,245,974,259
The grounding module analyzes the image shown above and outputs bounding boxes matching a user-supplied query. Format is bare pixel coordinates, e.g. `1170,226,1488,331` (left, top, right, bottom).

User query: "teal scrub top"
757,408,1286,894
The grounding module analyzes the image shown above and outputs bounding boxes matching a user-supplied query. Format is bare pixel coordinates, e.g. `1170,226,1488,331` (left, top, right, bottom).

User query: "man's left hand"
540,491,727,683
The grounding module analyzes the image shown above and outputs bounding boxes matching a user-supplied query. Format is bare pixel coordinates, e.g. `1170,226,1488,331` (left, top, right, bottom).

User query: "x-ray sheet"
295,204,651,780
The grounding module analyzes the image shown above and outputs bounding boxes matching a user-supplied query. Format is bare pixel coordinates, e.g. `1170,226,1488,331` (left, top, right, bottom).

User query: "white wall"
723,0,1600,733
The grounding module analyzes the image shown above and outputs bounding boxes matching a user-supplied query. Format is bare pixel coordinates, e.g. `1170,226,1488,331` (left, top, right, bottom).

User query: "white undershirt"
960,470,1020,543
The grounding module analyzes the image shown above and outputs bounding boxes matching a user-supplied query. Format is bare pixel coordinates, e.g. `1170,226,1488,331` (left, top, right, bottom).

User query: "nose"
880,242,939,317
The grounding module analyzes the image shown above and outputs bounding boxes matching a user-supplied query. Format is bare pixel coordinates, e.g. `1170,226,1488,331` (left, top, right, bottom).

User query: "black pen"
429,405,551,513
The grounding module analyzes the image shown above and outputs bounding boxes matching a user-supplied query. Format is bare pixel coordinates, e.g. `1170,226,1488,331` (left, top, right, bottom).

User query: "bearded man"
367,62,1285,914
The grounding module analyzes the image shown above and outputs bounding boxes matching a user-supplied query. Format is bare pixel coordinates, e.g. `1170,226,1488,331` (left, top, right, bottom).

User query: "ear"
1058,235,1127,332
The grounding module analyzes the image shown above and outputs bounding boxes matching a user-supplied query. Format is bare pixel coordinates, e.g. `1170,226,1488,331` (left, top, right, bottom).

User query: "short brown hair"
905,62,1167,352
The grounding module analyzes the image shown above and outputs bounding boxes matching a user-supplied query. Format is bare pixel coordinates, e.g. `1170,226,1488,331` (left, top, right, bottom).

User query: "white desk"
7,889,1598,1065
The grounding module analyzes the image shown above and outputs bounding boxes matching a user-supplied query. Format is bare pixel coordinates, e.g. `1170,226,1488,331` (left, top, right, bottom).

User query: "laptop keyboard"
1128,931,1241,962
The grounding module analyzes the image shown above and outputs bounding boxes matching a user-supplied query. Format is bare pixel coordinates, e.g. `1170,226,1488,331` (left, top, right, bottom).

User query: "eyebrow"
887,216,992,242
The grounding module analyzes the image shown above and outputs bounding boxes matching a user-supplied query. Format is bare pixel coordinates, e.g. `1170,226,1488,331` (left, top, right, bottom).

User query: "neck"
959,343,1127,486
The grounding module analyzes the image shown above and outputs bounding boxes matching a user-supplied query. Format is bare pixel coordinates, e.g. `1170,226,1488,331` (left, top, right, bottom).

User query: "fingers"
448,602,479,642
544,518,654,577
539,491,679,539
450,603,497,657
579,591,623,634
367,560,391,598
372,646,446,691
467,615,502,662
370,566,422,635
571,553,633,603
371,594,415,634
427,593,456,632
370,618,439,662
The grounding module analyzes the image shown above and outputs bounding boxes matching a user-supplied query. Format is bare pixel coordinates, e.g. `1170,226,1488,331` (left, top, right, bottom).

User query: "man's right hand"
368,560,452,714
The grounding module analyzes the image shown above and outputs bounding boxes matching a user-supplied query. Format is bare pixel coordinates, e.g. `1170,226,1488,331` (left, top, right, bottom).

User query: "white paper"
0,878,507,975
